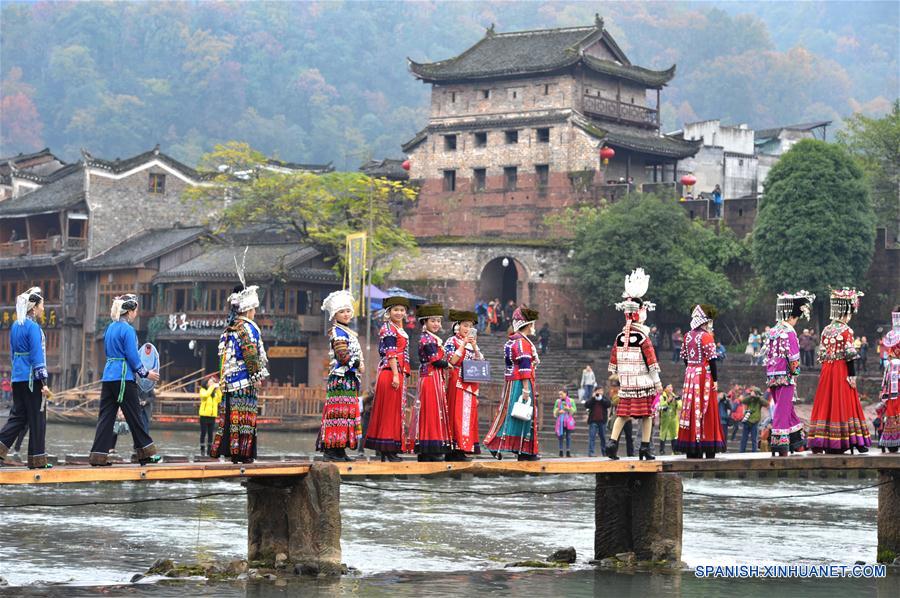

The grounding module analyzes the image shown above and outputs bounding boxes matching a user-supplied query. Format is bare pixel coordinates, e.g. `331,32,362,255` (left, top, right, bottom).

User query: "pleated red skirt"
364,368,406,453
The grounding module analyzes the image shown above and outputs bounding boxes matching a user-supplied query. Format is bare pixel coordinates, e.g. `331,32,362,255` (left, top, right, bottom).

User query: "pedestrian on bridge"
444,309,484,461
209,278,270,465
365,296,411,462
876,308,899,453
0,287,51,469
674,304,726,459
88,294,160,467
606,268,662,461
483,306,541,461
765,291,815,456
808,289,871,454
198,375,222,456
553,389,576,457
410,304,452,462
317,290,363,462
657,385,680,455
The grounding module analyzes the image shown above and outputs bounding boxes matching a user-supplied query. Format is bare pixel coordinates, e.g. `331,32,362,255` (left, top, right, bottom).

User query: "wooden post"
878,470,900,563
595,473,683,563
247,463,343,575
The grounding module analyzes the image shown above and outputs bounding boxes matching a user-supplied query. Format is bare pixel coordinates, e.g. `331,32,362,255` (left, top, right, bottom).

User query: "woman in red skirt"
675,304,726,459
364,296,411,462
409,303,452,461
443,309,483,461
808,288,871,454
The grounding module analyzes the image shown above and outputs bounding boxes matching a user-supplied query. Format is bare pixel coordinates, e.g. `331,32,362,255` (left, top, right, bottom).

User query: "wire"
0,479,887,509
0,490,244,509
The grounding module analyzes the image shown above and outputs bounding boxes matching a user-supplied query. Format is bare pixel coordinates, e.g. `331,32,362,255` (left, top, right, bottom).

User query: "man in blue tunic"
88,294,160,466
0,287,51,469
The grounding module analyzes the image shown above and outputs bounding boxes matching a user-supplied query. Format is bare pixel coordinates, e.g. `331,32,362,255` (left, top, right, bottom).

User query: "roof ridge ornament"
595,13,604,31
486,23,495,37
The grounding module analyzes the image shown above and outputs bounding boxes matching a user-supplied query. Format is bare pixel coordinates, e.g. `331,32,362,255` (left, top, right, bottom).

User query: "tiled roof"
582,55,675,88
0,164,86,216
0,253,70,271
408,19,674,87
360,159,410,181
573,115,702,159
154,243,326,282
82,146,211,181
409,25,599,82
0,148,67,181
264,159,334,174
76,227,207,271
755,120,832,142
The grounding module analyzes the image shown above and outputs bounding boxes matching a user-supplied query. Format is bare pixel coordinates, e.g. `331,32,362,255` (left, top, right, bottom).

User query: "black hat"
383,296,411,310
416,303,444,319
449,309,478,323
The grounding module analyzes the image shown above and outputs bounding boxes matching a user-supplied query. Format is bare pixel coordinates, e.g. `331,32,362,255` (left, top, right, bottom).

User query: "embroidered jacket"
817,321,857,363
418,330,445,377
504,332,538,381
329,323,362,377
10,316,48,384
219,316,269,392
377,322,410,375
444,334,484,389
608,323,661,398
102,319,149,382
764,321,801,387
681,329,717,366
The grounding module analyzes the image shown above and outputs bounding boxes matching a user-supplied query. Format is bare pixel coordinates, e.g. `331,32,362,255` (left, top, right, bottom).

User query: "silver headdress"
776,290,816,321
15,287,43,325
228,247,259,313
614,268,656,314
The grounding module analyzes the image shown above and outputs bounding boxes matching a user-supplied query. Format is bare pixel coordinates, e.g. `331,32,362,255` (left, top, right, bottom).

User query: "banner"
344,232,367,316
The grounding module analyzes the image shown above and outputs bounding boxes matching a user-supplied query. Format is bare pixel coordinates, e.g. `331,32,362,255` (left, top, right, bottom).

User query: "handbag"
461,359,491,382
510,395,534,421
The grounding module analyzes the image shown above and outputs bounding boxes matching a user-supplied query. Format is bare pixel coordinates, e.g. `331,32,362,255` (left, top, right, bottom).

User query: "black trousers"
199,416,216,448
89,381,156,465
0,381,47,467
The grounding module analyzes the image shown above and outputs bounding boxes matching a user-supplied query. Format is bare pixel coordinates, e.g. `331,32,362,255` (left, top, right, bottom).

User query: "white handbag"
510,395,534,421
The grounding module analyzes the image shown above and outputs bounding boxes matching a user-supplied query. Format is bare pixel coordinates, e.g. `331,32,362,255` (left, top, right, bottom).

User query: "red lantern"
401,159,411,171
599,146,615,165
680,174,697,187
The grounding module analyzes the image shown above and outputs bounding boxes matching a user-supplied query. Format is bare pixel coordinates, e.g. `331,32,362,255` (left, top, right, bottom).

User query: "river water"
0,423,897,596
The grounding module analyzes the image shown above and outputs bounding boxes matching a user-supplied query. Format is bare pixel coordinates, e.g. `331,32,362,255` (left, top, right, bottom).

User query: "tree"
186,142,418,277
751,139,875,317
836,101,900,238
559,194,746,321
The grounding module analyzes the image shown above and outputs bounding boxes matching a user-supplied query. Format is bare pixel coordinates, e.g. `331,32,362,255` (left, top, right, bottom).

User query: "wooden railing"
582,95,659,127
0,236,85,257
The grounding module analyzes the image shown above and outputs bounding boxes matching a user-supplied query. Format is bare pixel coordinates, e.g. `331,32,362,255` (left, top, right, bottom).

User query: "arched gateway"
478,256,528,305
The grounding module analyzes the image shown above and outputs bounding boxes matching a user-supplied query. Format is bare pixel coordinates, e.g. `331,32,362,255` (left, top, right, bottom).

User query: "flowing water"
0,423,897,596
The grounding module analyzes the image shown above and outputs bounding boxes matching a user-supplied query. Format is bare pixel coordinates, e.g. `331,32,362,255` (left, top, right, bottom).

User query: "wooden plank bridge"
1,453,898,574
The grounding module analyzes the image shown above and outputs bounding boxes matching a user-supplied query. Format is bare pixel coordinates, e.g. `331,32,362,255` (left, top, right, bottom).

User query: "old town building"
390,17,699,334
0,147,338,389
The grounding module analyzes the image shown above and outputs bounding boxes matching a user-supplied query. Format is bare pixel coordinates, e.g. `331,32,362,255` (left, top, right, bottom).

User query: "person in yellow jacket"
199,376,222,456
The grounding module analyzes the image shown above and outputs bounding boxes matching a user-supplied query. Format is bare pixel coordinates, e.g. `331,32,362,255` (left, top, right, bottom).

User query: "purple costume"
764,321,806,453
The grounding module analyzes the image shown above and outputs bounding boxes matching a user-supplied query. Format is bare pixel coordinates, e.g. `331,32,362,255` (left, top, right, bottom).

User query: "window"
536,128,550,143
480,89,490,100
535,164,549,188
473,168,486,192
473,132,487,148
450,91,456,103
739,158,744,166
504,167,517,191
505,130,518,145
443,170,456,192
443,135,457,151
543,84,550,95
149,173,166,194
174,288,187,312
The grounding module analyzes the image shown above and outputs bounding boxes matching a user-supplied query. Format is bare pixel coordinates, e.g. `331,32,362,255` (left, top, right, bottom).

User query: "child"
554,389,576,457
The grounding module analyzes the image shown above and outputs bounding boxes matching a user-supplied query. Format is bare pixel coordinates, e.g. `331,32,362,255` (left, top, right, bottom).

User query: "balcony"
582,95,659,127
0,236,87,258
